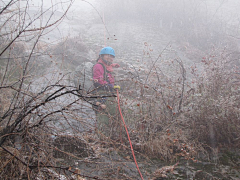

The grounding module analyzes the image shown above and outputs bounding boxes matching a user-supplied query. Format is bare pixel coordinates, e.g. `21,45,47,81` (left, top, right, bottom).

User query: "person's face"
103,54,114,64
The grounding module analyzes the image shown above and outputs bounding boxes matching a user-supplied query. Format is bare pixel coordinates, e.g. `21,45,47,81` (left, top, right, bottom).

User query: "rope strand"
116,89,144,180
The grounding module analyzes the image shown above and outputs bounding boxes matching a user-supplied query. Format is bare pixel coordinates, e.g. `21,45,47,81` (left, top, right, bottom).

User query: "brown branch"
174,58,186,113
144,42,171,85
0,145,29,167
24,0,73,32
0,0,16,15
0,0,73,57
0,146,102,179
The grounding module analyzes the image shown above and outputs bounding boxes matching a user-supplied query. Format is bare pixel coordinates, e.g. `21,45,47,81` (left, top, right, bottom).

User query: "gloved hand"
114,85,120,90
111,63,120,68
104,84,114,92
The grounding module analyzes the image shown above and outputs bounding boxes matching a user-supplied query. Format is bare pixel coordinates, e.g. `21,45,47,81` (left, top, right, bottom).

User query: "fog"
23,0,240,63
26,0,240,44
3,0,240,67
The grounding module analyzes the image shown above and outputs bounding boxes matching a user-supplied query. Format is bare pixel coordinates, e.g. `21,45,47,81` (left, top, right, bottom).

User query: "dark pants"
92,90,120,138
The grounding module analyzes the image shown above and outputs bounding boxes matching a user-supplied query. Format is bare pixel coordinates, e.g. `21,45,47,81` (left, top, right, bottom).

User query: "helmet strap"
102,57,112,66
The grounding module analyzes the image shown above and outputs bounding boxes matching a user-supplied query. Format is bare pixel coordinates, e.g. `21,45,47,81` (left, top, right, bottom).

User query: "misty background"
20,0,240,77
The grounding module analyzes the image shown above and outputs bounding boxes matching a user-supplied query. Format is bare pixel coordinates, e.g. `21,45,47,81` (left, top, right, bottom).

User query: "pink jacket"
93,63,114,86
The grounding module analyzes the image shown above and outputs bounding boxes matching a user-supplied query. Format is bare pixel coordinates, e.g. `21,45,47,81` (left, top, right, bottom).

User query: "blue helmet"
99,47,115,57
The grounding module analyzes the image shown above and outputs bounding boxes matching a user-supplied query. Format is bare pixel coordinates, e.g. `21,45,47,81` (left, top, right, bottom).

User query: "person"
92,47,120,138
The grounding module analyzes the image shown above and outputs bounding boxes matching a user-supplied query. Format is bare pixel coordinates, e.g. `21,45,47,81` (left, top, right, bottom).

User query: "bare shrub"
0,1,98,179
185,49,240,149
118,44,240,162
116,44,196,162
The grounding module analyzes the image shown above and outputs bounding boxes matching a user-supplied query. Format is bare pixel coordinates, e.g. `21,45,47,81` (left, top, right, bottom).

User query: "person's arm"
93,64,108,85
93,64,113,91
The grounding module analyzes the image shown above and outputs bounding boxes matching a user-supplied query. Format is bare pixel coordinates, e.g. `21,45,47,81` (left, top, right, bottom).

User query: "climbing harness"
116,89,144,180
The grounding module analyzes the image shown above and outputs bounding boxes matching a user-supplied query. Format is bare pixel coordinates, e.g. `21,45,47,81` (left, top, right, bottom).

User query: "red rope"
116,90,144,180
